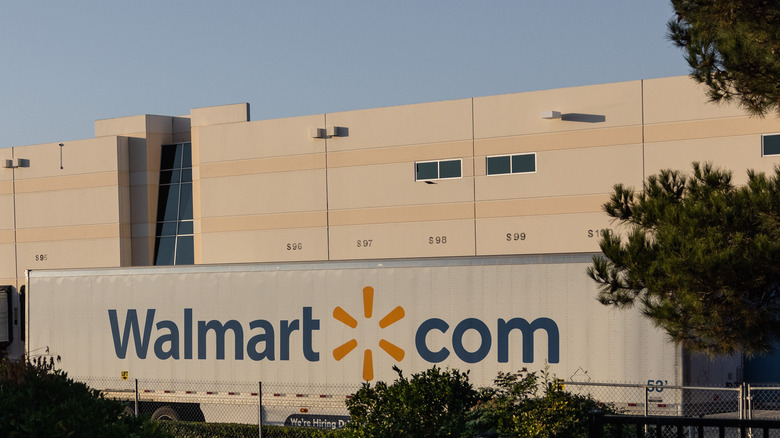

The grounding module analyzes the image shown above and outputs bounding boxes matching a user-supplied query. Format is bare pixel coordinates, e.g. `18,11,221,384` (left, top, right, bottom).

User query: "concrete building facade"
3,75,780,358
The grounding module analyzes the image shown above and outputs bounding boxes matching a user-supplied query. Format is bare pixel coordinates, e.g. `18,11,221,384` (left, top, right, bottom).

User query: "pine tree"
668,0,780,116
588,163,780,356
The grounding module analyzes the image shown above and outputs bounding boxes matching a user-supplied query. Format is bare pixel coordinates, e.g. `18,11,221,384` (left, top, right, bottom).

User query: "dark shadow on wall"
561,113,606,123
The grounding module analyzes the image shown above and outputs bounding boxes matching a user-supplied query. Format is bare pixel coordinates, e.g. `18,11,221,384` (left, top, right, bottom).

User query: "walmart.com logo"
108,286,560,372
332,286,405,381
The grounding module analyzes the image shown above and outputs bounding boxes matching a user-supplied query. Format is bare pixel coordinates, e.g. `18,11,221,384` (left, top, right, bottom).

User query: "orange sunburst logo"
332,286,405,381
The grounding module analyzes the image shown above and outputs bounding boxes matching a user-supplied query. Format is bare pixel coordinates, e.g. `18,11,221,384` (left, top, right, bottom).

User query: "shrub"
0,357,169,438
466,367,616,438
157,421,344,438
345,365,480,438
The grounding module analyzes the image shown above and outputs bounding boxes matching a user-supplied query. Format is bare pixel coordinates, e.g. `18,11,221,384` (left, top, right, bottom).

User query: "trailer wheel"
151,406,179,421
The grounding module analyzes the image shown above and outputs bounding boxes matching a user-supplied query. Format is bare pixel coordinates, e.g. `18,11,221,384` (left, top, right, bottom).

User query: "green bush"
260,425,344,438
344,365,480,438
0,357,169,438
466,368,616,438
157,421,344,438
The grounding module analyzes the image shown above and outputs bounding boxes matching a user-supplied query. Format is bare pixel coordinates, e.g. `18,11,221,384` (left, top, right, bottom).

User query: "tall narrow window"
154,143,194,265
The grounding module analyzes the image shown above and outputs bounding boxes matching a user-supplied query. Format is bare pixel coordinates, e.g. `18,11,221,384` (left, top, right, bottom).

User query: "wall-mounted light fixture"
540,111,562,119
59,143,64,169
4,159,29,168
310,126,349,138
327,126,347,137
309,128,326,139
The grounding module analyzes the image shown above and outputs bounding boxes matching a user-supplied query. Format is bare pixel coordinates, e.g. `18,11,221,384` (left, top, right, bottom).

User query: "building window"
762,134,780,156
415,159,462,181
154,143,194,265
486,153,536,175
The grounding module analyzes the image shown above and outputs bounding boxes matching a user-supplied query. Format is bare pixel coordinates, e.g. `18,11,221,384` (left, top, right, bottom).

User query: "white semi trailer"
23,254,739,425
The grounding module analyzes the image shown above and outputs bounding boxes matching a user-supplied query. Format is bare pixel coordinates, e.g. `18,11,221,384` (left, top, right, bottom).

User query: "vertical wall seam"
641,80,646,181
11,147,18,289
324,113,331,261
472,98,477,257
116,139,125,266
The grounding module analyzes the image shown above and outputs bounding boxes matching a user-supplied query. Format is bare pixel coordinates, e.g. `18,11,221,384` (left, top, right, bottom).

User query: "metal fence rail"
589,411,780,438
70,376,780,436
74,376,358,437
564,381,744,418
749,386,780,421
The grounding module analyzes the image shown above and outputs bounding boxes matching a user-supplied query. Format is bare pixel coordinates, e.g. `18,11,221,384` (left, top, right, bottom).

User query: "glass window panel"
764,135,780,156
157,184,180,222
512,154,536,173
175,236,194,265
439,160,461,179
173,144,184,169
487,156,511,175
416,161,438,180
154,236,176,265
159,170,180,185
178,220,194,235
155,143,197,266
181,143,192,168
160,144,182,170
178,183,193,220
156,222,178,236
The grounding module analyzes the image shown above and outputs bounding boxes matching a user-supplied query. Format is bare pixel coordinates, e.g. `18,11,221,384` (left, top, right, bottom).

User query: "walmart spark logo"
332,286,405,381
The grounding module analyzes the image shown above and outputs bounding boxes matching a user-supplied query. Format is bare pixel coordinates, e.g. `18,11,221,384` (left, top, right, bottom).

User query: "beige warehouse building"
3,75,780,358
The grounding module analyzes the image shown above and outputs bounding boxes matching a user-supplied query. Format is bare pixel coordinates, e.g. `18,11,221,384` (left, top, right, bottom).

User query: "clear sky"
0,1,686,148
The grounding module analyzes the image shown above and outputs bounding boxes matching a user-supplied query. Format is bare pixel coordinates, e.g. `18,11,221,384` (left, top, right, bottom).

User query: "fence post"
258,381,263,438
134,378,139,418
740,382,745,420
645,385,649,417
747,384,753,438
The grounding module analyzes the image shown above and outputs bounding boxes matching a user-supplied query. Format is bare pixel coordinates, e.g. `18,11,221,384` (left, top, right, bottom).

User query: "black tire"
151,405,180,421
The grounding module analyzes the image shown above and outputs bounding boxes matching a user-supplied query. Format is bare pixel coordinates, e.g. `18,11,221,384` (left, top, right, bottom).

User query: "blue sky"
0,2,685,148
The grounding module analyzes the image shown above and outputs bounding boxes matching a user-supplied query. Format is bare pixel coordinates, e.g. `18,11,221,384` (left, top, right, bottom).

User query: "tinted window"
159,170,180,185
512,154,536,173
156,221,178,236
416,162,438,180
157,185,180,222
439,160,462,179
178,183,193,220
176,236,195,265
155,143,194,265
154,236,176,265
181,143,192,168
487,156,511,175
178,220,194,235
764,135,780,156
160,144,182,170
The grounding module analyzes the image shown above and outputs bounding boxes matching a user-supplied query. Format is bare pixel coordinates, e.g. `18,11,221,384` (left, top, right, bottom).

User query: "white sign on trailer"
27,256,679,388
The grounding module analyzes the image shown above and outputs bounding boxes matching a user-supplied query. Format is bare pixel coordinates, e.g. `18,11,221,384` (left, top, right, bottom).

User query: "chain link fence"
748,385,780,421
71,376,780,436
74,376,358,435
565,381,744,418
259,382,360,429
